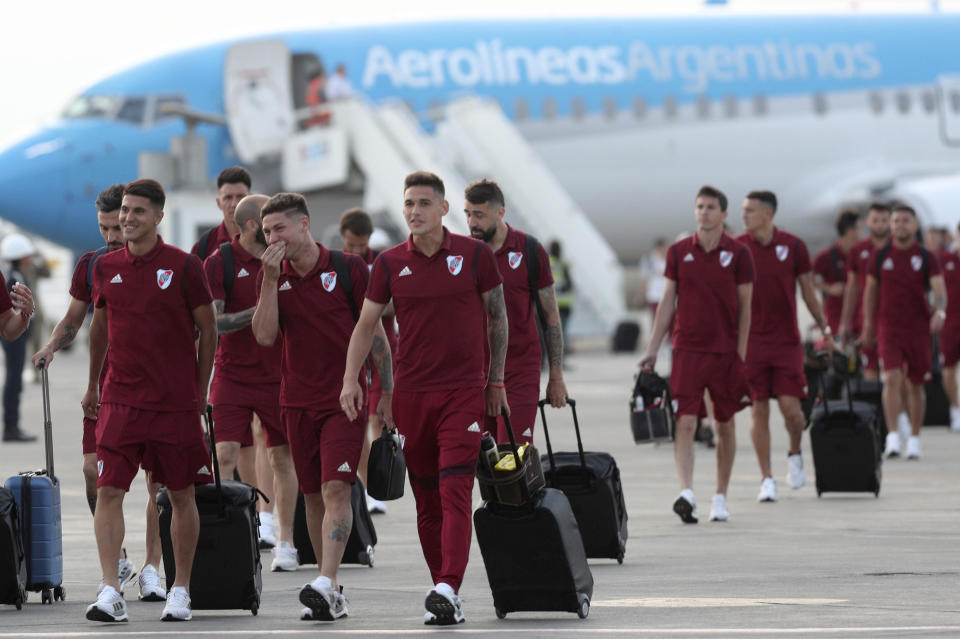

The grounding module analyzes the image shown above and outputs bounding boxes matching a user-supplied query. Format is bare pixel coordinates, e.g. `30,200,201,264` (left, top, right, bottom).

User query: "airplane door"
224,41,295,163
936,75,960,146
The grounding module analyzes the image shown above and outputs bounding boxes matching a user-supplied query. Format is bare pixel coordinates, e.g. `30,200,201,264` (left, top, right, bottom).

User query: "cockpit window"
116,98,146,124
61,95,147,125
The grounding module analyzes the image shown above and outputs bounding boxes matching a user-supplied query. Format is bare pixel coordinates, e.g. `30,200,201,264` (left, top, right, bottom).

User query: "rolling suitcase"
474,409,593,619
924,335,951,426
809,355,882,497
539,399,628,563
611,321,640,353
3,360,64,604
847,378,887,437
293,479,377,567
630,371,674,443
157,406,262,615
0,487,26,609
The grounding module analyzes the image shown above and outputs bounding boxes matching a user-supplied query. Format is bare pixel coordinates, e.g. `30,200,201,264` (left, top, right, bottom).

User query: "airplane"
1,13,960,263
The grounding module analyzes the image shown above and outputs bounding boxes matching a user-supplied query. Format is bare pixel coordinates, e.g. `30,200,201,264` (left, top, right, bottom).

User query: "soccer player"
812,210,861,336
191,166,250,260
640,185,754,524
862,204,946,459
82,179,216,622
738,191,834,502
252,193,394,622
463,178,568,443
341,171,508,625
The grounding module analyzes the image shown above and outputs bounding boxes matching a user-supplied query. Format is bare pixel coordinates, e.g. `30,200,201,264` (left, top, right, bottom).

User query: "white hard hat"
0,234,34,261
369,228,392,251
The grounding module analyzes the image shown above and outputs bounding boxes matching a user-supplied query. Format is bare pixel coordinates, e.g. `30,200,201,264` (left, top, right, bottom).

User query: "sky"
0,0,952,149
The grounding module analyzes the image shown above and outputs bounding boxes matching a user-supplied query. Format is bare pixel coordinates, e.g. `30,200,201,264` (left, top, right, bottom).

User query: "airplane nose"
0,133,67,238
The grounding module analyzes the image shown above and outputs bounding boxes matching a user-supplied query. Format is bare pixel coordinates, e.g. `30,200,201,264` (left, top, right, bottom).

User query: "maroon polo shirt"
93,237,213,411
737,229,811,348
0,272,11,315
191,221,232,259
812,243,847,334
848,238,888,333
70,249,113,385
362,247,399,356
495,225,553,378
939,249,960,330
665,233,755,354
868,242,939,337
256,243,368,410
204,239,281,386
366,228,502,392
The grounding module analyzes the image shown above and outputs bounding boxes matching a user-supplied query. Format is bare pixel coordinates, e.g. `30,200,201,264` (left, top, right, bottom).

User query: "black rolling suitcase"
474,409,593,620
0,487,26,609
925,335,951,426
809,355,882,497
847,378,887,437
157,407,263,615
611,321,640,353
293,479,377,568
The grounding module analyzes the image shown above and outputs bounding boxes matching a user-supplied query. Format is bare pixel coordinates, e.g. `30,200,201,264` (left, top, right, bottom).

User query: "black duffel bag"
367,426,406,501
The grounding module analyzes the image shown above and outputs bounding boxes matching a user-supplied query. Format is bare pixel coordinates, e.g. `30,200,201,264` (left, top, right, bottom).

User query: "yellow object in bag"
493,444,529,472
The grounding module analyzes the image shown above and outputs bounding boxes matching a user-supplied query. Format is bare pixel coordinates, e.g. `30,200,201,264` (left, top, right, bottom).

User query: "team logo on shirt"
447,255,464,275
97,460,103,477
948,261,956,271
910,255,923,271
882,257,894,271
156,269,174,290
718,251,733,268
321,271,338,292
508,251,523,270
775,245,789,262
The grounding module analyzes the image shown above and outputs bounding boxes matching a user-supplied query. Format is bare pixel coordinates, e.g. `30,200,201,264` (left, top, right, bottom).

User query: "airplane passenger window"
813,93,828,115
752,94,768,116
632,96,647,119
572,97,587,120
921,91,936,113
116,98,147,124
895,92,911,114
61,95,121,120
663,96,678,119
869,92,884,115
543,98,557,120
696,95,710,119
723,95,738,118
515,99,529,121
603,97,618,119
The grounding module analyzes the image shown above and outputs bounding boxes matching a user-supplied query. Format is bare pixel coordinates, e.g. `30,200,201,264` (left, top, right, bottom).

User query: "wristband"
487,382,505,389
822,325,832,336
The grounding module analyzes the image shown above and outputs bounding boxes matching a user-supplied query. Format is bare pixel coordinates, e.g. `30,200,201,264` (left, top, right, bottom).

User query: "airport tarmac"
1,345,958,638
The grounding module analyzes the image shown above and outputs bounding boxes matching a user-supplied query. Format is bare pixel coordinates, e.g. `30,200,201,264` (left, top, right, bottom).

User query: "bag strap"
329,250,357,322
219,242,235,300
195,227,214,261
830,246,844,283
85,246,110,293
525,233,547,328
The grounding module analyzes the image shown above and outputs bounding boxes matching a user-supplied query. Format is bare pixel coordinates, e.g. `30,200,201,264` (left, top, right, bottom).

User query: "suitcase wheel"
360,545,375,568
495,606,507,619
617,550,625,565
250,601,259,616
41,589,52,605
577,594,590,619
54,586,65,602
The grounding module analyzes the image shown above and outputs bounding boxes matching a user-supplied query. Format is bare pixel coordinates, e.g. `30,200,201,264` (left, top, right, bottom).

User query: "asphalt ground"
0,345,958,638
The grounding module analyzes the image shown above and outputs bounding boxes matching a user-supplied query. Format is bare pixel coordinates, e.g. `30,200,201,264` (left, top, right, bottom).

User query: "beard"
471,225,496,243
255,228,267,246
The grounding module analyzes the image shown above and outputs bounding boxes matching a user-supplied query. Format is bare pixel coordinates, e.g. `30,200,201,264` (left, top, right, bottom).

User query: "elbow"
252,327,274,347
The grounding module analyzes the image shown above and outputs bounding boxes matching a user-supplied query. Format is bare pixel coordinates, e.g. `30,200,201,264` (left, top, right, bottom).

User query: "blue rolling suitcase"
3,360,64,604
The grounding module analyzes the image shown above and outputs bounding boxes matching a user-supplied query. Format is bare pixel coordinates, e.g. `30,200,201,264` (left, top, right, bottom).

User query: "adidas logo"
279,281,292,291
882,258,894,271
237,268,249,278
197,466,211,476
110,274,123,284
337,461,352,473
466,422,480,433
113,601,124,612
399,266,412,277
521,428,532,438
683,253,694,262
740,395,751,403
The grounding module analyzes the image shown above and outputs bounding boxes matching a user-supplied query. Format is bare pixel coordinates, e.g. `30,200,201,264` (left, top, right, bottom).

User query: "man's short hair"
891,203,917,217
217,166,252,190
124,179,165,209
404,171,445,199
95,184,125,213
696,185,728,212
867,201,892,215
339,207,373,237
746,190,778,214
464,179,505,209
234,194,269,230
836,209,860,236
261,192,309,219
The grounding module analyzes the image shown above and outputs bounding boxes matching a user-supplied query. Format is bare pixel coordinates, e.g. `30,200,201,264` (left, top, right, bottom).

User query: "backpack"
874,245,931,291
85,246,111,293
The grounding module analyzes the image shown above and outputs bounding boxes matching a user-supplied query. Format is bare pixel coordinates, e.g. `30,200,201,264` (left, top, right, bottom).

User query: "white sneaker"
366,492,387,514
258,512,276,549
161,586,192,621
425,582,464,625
884,432,901,458
709,493,729,522
299,575,348,621
906,435,922,460
951,407,960,432
787,453,806,489
897,412,911,444
672,489,698,524
757,477,777,502
271,541,299,572
86,585,128,622
117,549,136,595
139,564,166,602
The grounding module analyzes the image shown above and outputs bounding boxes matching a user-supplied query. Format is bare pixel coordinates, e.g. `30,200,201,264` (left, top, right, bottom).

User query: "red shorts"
82,417,97,455
96,403,212,491
745,343,807,401
670,350,752,423
484,375,539,445
878,332,932,385
281,406,365,494
210,382,285,448
940,324,960,368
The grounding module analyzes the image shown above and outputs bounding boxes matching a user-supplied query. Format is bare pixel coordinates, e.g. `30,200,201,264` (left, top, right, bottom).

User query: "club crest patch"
911,255,923,272
948,261,956,271
775,245,789,262
447,255,463,276
321,271,337,292
97,460,103,477
156,269,174,290
719,251,733,268
508,251,523,270
860,249,870,259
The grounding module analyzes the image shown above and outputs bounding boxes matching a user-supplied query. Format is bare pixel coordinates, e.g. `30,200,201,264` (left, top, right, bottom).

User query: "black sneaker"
673,492,698,524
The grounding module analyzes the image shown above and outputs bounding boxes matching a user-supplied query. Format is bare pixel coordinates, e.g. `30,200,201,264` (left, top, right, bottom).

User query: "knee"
167,486,196,509
320,480,351,506
97,485,125,505
82,458,98,483
674,416,697,439
267,446,295,474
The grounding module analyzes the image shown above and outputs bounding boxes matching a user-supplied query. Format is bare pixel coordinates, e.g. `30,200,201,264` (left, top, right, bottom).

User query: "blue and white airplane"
1,14,960,260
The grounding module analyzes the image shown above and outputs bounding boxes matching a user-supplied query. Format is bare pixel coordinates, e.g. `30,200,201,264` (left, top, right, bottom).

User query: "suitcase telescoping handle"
37,358,55,481
537,398,587,481
203,404,226,517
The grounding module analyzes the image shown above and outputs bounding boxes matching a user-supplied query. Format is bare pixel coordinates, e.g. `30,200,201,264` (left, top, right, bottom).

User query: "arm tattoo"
538,286,563,368
370,334,394,392
486,285,508,383
328,518,351,543
54,323,78,351
213,299,255,334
